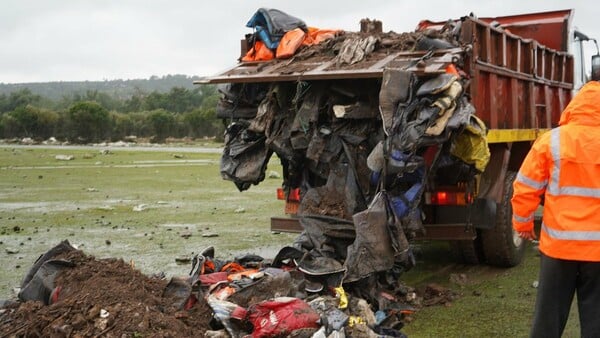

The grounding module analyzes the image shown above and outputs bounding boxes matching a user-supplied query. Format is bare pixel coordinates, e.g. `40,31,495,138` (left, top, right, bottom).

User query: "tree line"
0,85,223,143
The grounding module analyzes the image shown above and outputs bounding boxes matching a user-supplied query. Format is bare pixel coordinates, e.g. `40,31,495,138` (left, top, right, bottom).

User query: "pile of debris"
1,8,487,337
0,241,213,337
0,240,459,337
219,6,489,286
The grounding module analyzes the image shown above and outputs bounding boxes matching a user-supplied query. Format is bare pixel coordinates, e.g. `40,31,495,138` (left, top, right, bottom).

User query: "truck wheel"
480,171,525,267
450,233,484,265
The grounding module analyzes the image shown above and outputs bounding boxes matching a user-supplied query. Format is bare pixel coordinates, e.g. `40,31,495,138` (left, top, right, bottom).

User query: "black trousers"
531,253,600,338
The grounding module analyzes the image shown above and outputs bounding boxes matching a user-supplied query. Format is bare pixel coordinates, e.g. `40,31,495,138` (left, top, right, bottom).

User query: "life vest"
241,40,274,62
275,28,306,59
512,81,600,261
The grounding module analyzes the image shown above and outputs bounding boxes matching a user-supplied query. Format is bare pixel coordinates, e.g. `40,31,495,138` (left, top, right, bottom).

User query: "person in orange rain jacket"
512,80,600,338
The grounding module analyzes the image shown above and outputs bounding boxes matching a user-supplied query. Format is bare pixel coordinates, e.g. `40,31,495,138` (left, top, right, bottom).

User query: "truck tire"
480,171,525,267
450,233,484,265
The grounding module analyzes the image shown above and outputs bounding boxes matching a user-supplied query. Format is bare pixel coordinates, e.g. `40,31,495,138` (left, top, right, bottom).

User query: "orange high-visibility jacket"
512,81,600,261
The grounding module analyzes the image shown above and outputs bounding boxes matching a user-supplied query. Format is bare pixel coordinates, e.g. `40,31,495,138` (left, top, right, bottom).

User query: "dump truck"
198,9,599,270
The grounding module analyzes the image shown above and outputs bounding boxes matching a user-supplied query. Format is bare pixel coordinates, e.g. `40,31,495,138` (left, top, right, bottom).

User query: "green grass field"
0,145,581,337
0,146,295,295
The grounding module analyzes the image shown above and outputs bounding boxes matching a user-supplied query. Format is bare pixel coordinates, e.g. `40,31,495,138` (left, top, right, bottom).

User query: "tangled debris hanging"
1,8,483,338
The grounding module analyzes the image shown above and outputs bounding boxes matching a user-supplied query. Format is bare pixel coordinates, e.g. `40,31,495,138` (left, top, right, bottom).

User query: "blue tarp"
246,8,307,49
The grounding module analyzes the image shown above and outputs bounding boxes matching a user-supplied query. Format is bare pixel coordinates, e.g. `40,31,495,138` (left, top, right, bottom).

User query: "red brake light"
436,192,448,204
426,191,470,205
276,188,285,200
288,188,301,202
276,188,301,202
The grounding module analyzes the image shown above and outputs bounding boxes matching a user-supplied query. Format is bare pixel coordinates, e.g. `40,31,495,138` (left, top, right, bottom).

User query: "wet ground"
0,145,295,300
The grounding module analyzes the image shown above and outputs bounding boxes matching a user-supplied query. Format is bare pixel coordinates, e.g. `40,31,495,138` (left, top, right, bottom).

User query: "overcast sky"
2,0,599,84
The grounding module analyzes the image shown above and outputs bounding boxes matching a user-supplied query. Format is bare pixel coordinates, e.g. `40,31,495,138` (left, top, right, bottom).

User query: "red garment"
247,297,320,337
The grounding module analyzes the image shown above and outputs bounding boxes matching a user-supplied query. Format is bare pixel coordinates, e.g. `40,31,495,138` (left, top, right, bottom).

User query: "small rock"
86,187,99,192
234,207,246,214
5,248,19,254
105,240,111,245
202,233,219,238
268,171,281,179
180,232,192,239
173,154,184,159
532,280,539,288
55,154,74,161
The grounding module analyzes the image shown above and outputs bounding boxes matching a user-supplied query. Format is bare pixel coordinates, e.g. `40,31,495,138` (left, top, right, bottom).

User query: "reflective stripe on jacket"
511,81,600,261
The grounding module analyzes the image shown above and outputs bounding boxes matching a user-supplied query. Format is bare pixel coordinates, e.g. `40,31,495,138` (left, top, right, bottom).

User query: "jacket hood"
559,81,600,126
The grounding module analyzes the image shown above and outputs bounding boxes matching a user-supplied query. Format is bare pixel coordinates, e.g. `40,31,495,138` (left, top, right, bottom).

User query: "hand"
518,230,537,241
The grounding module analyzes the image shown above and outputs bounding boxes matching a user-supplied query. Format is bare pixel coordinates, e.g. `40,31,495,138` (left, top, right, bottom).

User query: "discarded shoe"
305,279,324,293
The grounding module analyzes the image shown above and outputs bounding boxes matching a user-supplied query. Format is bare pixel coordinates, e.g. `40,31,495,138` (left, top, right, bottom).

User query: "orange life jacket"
241,40,274,62
276,27,306,59
512,81,600,261
303,27,339,46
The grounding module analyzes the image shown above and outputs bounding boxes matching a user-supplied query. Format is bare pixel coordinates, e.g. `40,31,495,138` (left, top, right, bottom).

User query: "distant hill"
0,74,203,101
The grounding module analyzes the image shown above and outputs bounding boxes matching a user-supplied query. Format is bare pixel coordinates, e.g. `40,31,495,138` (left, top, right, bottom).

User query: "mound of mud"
0,249,212,337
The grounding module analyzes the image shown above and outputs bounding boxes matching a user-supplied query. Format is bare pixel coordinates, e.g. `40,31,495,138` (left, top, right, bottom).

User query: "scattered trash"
201,233,219,238
449,273,468,286
43,137,59,145
55,154,74,161
133,204,148,212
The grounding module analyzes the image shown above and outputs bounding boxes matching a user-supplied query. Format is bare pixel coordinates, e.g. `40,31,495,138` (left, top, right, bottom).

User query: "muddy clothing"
511,81,600,337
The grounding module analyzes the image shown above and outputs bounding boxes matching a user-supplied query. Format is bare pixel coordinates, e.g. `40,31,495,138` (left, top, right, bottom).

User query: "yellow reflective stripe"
486,129,549,143
542,222,600,241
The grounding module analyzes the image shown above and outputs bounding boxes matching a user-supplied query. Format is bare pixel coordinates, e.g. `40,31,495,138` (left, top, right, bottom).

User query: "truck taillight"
425,191,471,205
276,188,301,202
